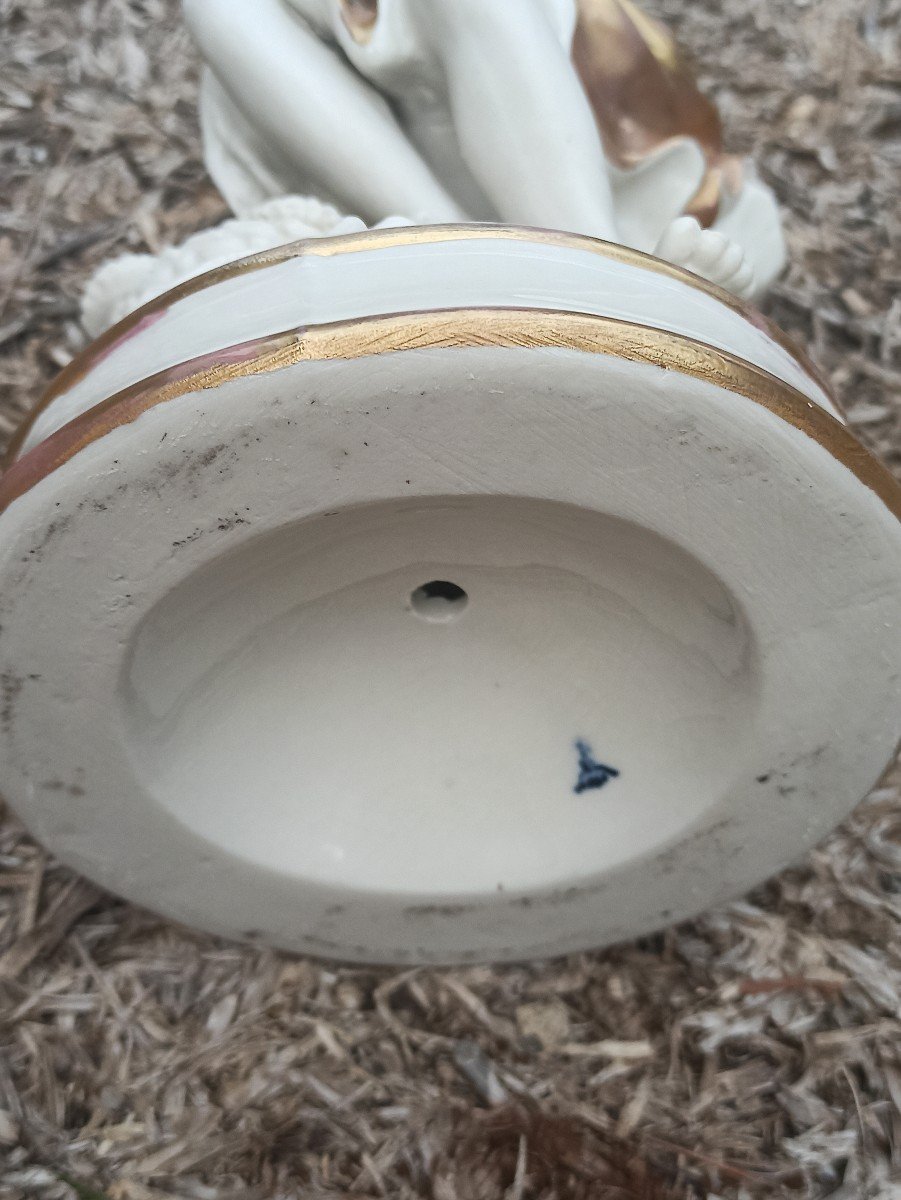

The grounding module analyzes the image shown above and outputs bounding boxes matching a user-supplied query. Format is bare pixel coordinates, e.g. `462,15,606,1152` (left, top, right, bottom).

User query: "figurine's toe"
713,241,746,284
692,229,730,272
655,215,702,264
731,261,757,299
655,217,759,301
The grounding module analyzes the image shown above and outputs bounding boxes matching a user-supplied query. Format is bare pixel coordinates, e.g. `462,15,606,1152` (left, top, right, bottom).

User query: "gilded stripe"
2,224,838,466
0,307,894,520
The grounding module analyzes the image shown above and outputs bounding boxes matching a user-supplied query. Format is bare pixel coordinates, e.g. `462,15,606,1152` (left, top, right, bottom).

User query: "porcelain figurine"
84,0,775,332
180,0,782,298
0,2,898,966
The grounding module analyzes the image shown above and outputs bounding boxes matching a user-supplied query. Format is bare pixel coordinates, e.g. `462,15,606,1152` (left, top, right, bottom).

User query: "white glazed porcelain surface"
1,252,899,960
21,227,837,455
79,197,412,339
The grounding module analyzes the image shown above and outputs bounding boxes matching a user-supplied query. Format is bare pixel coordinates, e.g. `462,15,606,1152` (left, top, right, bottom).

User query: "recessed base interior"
121,495,759,896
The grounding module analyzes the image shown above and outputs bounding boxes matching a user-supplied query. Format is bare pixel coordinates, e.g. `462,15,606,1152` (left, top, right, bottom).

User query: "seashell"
1,224,898,964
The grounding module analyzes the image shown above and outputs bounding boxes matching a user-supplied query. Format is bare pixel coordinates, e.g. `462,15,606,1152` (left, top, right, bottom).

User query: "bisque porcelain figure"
0,0,898,965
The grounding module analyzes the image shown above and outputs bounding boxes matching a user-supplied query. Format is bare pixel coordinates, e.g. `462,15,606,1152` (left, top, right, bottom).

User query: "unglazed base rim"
0,340,898,963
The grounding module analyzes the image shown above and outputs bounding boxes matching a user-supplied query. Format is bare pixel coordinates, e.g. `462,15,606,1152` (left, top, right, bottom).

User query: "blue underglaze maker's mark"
574,739,620,795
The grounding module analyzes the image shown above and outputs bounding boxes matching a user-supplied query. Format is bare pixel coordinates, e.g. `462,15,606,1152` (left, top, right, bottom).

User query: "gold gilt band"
2,223,840,467
0,307,896,521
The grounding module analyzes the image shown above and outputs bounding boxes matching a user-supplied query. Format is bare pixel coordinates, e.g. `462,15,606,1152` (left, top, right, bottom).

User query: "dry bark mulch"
1,0,900,1197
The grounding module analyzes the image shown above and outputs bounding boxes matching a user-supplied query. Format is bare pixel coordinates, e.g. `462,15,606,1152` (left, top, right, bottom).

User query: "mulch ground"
0,1,899,1196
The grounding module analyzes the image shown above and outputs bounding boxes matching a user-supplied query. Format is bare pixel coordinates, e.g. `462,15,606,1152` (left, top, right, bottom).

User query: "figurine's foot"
655,216,755,299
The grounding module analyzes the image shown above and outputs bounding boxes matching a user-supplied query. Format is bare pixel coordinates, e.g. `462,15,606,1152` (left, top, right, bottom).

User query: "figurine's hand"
654,216,755,300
